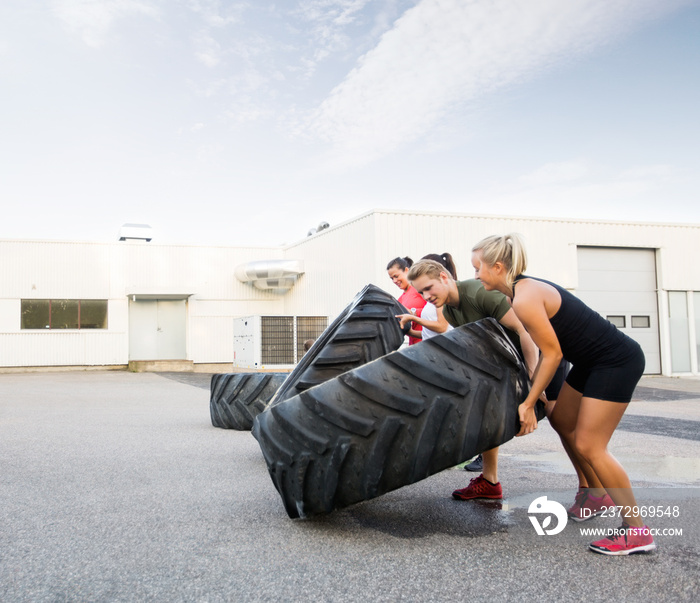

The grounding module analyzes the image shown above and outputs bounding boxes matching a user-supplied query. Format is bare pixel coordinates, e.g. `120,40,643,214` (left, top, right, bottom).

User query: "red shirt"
399,286,427,345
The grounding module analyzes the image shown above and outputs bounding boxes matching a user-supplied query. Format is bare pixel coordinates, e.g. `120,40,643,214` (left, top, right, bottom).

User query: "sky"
1,0,699,247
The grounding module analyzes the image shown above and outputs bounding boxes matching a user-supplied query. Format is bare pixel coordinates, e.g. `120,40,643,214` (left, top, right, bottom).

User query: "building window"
607,315,626,328
695,292,700,373
21,300,108,330
668,292,691,373
631,315,651,328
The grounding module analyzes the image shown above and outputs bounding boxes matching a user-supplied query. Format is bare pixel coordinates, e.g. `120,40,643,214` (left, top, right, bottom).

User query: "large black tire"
252,318,544,518
269,283,410,407
210,373,287,430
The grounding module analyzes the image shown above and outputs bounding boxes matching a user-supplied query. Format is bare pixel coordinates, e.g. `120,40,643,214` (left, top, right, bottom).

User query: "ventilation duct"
235,260,304,294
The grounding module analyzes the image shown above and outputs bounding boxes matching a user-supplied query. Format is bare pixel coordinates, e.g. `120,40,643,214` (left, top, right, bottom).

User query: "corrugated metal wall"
1,240,112,299
369,210,669,290
189,299,285,363
281,211,700,379
282,210,700,304
2,211,699,369
282,214,378,318
0,240,284,367
0,333,126,367
111,243,286,301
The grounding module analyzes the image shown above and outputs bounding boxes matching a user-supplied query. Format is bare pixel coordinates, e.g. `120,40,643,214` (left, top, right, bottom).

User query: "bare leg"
545,394,587,486
548,383,605,495
481,447,499,484
573,397,643,528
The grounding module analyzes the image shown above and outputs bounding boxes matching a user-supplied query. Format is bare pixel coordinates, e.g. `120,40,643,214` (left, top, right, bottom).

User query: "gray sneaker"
464,454,483,472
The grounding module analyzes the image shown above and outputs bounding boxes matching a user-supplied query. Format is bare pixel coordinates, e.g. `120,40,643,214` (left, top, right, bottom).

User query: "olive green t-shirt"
442,279,519,348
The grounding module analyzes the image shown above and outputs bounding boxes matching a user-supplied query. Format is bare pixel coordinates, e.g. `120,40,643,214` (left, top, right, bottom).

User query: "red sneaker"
452,474,502,500
589,524,656,556
567,489,614,522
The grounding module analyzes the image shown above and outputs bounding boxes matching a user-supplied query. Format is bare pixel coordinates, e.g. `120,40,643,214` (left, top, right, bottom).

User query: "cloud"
296,0,373,36
521,161,590,185
293,0,374,76
193,30,222,67
490,161,685,221
185,0,246,28
296,0,371,23
307,0,691,168
51,0,159,47
618,164,677,180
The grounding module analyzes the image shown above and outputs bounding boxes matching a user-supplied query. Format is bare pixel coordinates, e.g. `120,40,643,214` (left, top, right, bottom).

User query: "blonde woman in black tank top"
471,234,654,557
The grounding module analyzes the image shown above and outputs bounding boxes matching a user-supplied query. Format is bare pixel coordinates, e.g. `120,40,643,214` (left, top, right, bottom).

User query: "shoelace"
606,526,631,546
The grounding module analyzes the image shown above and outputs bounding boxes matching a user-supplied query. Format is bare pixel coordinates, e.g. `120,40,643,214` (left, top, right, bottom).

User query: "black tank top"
512,275,635,367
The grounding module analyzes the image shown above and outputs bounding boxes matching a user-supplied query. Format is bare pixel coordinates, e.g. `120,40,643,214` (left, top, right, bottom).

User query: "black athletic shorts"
545,358,570,401
565,341,645,403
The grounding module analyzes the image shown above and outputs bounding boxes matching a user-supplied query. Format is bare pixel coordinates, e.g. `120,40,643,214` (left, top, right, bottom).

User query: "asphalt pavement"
1,371,699,602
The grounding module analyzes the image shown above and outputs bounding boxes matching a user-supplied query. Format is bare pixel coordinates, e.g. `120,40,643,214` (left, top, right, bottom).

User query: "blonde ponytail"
472,233,527,291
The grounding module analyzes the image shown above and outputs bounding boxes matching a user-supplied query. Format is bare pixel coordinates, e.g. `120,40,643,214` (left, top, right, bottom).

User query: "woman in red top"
386,256,427,345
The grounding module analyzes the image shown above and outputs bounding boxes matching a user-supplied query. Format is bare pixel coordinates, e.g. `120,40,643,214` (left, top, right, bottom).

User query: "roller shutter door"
576,247,660,374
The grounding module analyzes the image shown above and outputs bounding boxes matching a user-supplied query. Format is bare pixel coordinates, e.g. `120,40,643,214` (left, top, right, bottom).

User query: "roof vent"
307,221,329,237
119,223,153,242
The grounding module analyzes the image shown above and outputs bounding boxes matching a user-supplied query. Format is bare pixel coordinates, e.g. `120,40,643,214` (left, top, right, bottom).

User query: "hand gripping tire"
210,373,287,430
252,318,543,518
268,283,410,408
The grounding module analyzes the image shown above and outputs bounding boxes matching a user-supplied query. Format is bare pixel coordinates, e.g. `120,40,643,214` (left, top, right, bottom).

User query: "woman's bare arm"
510,281,564,436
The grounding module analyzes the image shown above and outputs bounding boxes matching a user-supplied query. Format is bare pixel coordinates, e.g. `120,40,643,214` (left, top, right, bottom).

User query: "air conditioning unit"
233,315,328,370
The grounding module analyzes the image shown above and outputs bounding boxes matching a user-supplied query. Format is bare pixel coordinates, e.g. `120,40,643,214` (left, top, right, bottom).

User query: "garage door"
576,247,660,374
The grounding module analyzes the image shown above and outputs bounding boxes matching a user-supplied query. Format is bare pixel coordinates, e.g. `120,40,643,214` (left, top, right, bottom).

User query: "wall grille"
296,316,328,360
260,316,328,365
261,316,295,364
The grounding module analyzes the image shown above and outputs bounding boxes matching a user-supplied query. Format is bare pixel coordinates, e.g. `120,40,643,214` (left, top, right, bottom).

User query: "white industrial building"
1,209,699,376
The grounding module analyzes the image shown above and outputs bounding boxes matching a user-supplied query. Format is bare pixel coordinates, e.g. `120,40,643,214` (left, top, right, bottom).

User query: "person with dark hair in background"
387,256,426,345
